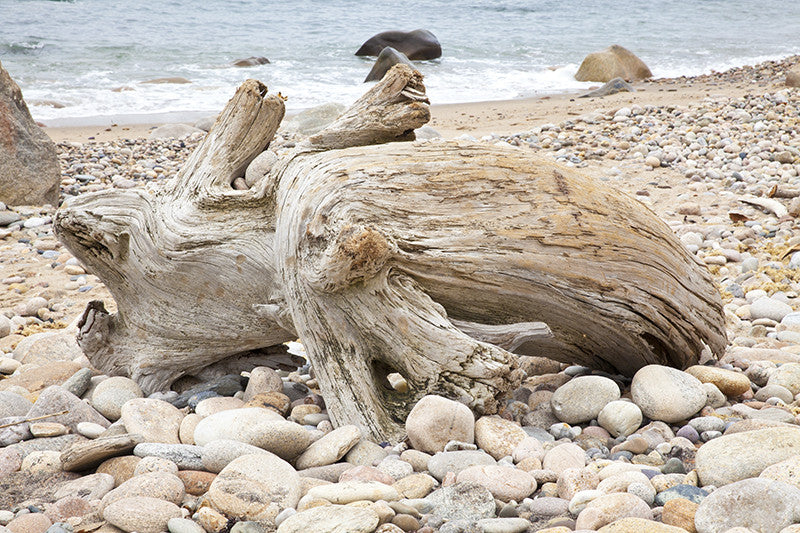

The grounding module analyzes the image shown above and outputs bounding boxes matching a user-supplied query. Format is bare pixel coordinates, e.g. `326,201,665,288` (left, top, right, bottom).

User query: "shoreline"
43,54,798,144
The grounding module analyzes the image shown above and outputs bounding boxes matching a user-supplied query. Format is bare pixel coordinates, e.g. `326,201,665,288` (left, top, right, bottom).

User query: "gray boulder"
579,77,634,98
0,60,60,206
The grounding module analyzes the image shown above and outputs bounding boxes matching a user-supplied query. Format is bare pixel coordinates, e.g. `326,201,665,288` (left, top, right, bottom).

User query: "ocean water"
2,0,799,125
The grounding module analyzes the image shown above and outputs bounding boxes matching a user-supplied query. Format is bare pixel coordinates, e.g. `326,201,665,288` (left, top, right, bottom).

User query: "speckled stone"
474,416,528,460
405,395,475,454
103,497,182,533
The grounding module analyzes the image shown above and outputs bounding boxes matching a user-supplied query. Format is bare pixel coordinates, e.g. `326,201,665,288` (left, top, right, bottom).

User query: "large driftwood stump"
55,66,726,441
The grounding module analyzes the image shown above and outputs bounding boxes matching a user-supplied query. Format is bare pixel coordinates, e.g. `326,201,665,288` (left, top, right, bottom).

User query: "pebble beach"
2,55,800,533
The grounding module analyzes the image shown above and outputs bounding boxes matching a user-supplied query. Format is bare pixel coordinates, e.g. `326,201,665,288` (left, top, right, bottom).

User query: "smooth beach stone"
654,484,708,506
121,398,183,444
133,455,179,475
455,464,537,501
689,416,726,434
61,368,93,398
750,296,793,322
192,396,245,417
133,443,203,470
661,498,699,532
306,481,399,503
0,391,33,418
392,472,437,499
243,367,283,401
192,407,284,446
167,517,205,533
597,400,643,437
298,463,355,482
276,505,379,533
21,450,62,474
474,416,528,460
91,376,143,421
26,385,110,431
29,422,68,438
54,472,115,500
405,395,475,454
755,384,794,403
46,496,94,522
5,513,52,533
631,365,706,423
246,420,315,461
551,376,620,424
176,470,216,496
596,517,687,533
0,361,81,395
195,507,228,533
557,467,600,500
103,496,182,533
529,495,570,518
476,517,531,533
569,489,603,515
424,482,496,522
696,427,800,486
512,436,546,463
100,471,185,509
294,424,361,470
205,452,301,523
684,366,751,398
596,470,651,494
759,455,800,488
694,478,800,533
96,456,141,487
244,152,279,188
76,422,106,439
574,492,653,530
767,363,800,395
0,416,31,446
346,439,389,466
542,443,586,475
427,450,496,481
178,413,201,445
339,464,394,485
202,439,270,473
0,447,22,476
376,456,413,481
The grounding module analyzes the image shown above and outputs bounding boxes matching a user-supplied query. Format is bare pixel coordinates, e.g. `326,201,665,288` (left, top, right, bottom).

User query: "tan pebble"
195,507,228,533
661,497,698,533
5,512,53,533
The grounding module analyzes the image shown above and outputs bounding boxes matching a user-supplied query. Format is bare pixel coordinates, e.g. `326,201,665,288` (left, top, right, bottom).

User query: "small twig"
0,409,69,429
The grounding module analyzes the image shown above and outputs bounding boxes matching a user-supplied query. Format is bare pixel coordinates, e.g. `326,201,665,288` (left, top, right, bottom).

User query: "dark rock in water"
579,77,634,98
0,60,61,206
356,29,442,60
364,47,417,82
232,56,270,67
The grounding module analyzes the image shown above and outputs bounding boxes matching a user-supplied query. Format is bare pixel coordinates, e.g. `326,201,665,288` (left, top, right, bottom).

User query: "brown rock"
0,60,60,206
96,456,141,487
787,68,800,87
5,513,52,533
45,496,95,522
0,361,82,395
661,497,698,533
684,365,751,397
245,391,291,416
575,45,652,83
176,470,217,496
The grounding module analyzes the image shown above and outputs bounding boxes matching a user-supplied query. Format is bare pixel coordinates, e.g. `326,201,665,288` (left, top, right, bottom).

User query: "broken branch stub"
55,66,726,441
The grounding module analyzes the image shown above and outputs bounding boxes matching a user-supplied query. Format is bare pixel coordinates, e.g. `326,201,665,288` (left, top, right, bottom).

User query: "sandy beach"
2,55,800,531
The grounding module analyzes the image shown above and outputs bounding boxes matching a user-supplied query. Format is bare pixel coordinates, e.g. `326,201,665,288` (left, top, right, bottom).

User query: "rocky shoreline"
1,58,800,533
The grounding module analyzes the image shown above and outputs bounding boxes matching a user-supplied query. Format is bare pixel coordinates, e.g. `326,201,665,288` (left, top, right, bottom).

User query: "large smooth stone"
694,478,800,533
405,395,474,454
205,452,301,523
202,439,271,473
354,29,442,60
597,400,642,437
427,450,496,481
26,385,110,431
684,365,751,397
306,481,399,504
243,367,284,401
474,416,527,460
696,427,800,486
54,472,115,500
91,377,144,421
193,407,283,446
103,496,182,533
767,363,800,395
542,443,586,475
574,492,653,530
631,365,706,423
120,398,184,444
574,44,652,83
455,464,537,501
294,425,361,470
424,482,495,522
0,391,32,418
245,420,315,461
596,517,687,532
101,471,185,509
551,376,620,424
760,455,800,488
276,505,378,533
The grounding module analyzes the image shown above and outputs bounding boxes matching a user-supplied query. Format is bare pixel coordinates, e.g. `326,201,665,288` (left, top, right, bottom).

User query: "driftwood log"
54,66,726,441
